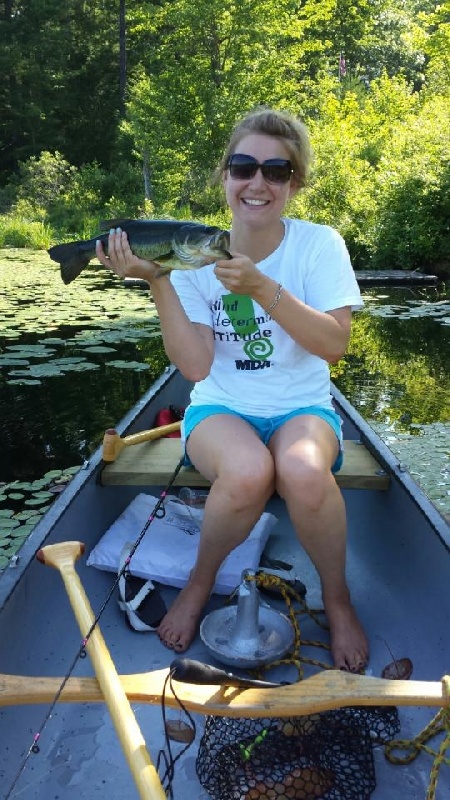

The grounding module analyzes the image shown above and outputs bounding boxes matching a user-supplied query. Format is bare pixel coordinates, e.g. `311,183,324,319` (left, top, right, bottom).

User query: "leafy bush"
371,94,450,273
0,215,53,249
3,151,144,242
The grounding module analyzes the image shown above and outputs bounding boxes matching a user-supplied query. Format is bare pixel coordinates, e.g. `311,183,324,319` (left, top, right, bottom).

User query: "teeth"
243,199,267,206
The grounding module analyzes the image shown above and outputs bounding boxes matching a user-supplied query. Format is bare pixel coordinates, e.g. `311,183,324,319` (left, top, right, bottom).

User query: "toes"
336,653,368,673
158,631,187,651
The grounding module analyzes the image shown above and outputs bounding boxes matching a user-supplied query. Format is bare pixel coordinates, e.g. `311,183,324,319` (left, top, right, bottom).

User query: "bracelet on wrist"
266,282,283,314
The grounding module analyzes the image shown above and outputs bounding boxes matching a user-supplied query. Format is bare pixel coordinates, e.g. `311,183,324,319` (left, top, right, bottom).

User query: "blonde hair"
215,107,312,189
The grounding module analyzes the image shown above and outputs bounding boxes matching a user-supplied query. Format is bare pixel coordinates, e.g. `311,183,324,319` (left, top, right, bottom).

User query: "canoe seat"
100,438,390,490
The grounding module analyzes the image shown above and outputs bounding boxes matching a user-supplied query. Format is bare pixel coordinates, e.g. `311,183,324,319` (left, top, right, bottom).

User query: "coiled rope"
384,676,450,800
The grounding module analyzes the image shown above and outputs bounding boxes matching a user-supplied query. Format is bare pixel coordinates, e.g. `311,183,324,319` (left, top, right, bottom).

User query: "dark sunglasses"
227,153,293,184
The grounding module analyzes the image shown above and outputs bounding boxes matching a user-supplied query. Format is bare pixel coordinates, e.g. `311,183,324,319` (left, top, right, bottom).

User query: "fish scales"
48,218,231,285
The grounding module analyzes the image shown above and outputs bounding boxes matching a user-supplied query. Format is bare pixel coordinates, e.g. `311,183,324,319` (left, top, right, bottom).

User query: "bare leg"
157,415,274,651
269,415,369,672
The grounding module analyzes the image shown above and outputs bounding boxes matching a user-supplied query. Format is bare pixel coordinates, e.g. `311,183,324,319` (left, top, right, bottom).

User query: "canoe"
0,365,448,800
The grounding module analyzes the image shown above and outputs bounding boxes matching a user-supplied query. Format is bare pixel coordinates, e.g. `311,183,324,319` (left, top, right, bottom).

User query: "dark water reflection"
332,284,450,516
334,285,450,427
2,339,168,481
1,254,449,515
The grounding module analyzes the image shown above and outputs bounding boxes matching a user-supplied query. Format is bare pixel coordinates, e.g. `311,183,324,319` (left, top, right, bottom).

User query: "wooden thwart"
101,437,390,490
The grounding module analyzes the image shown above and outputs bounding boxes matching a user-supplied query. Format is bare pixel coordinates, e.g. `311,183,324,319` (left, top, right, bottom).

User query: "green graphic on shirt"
244,337,274,360
222,293,259,337
222,293,274,361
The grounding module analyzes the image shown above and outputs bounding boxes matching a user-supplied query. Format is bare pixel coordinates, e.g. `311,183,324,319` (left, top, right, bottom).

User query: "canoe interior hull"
0,368,448,799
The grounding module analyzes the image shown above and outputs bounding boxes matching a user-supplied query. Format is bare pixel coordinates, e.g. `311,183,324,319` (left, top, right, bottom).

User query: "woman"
96,107,368,672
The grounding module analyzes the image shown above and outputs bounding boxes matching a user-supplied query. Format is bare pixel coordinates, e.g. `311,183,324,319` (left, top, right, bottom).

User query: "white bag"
87,493,277,595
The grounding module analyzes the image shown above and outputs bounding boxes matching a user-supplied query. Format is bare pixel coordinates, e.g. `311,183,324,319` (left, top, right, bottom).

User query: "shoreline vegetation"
0,3,449,281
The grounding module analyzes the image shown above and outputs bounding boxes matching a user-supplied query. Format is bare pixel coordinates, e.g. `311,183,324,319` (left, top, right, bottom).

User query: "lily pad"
82,346,117,353
24,497,52,506
52,357,86,365
13,510,41,521
43,470,64,480
0,357,31,366
7,378,43,386
12,524,36,538
6,345,56,357
107,360,150,371
0,518,20,529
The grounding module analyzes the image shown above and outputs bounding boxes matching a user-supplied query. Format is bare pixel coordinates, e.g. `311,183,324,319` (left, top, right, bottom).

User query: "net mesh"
196,706,400,800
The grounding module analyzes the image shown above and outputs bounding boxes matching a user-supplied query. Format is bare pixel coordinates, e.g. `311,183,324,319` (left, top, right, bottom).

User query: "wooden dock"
356,270,437,285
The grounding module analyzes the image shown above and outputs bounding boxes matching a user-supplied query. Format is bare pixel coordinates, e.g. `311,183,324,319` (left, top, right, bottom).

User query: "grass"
0,215,53,249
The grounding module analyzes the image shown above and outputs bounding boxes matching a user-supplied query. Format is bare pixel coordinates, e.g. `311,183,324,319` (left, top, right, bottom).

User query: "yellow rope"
385,709,450,800
385,677,450,800
248,571,333,677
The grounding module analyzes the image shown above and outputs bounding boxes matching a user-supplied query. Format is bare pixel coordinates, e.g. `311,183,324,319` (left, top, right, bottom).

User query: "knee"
276,457,332,512
221,457,275,509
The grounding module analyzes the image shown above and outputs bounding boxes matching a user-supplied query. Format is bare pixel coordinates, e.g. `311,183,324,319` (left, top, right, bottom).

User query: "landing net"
196,706,400,800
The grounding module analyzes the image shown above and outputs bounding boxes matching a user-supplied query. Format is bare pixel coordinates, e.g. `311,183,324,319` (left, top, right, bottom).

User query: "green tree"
122,0,308,209
0,0,123,179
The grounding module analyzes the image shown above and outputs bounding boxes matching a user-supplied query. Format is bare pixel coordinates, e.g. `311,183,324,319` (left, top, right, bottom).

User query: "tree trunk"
119,0,126,116
142,150,152,200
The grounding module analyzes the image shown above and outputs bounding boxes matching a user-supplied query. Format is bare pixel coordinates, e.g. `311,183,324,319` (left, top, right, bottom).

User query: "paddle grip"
169,658,283,689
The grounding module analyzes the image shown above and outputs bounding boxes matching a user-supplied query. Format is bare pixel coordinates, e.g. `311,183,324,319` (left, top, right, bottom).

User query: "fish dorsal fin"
99,219,134,232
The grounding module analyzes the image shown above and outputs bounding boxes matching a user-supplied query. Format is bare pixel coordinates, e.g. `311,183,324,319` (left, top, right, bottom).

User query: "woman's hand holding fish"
214,253,265,295
95,227,163,285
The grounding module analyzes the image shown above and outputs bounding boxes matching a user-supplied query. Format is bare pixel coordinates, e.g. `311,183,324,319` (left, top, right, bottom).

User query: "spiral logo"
243,337,274,361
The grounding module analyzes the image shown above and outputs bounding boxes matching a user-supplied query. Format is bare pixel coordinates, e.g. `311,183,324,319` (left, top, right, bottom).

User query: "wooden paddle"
36,542,167,800
102,421,181,462
1,660,448,715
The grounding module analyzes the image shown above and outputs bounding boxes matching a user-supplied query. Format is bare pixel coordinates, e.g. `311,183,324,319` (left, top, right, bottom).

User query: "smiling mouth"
242,199,269,206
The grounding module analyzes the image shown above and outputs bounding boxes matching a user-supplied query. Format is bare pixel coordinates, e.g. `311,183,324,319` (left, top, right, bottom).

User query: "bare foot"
324,595,369,672
157,581,211,652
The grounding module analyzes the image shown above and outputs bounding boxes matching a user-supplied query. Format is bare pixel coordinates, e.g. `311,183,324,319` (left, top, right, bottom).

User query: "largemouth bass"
48,218,231,285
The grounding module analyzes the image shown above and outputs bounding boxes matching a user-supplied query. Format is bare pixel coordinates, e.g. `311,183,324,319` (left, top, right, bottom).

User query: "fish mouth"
173,230,231,265
204,230,231,259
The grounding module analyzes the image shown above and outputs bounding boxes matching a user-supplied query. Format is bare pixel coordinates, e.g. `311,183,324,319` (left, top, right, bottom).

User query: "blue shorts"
182,404,344,473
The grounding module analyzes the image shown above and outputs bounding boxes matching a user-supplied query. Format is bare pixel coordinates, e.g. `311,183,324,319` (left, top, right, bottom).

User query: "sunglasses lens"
261,162,292,183
228,157,257,180
227,155,292,184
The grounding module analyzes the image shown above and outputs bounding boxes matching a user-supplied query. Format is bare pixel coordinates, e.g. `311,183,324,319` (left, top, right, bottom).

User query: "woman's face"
223,133,298,229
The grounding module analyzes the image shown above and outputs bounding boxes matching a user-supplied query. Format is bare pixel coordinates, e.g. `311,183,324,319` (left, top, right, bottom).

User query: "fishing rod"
4,453,185,800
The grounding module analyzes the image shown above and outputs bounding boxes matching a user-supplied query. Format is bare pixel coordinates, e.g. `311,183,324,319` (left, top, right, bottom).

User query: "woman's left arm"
254,278,351,363
215,255,352,363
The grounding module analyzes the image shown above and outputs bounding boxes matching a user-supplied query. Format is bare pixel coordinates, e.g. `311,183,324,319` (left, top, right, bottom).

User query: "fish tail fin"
47,243,91,285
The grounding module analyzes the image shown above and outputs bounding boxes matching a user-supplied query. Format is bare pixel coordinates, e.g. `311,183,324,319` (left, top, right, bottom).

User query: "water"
0,250,449,568
332,284,450,518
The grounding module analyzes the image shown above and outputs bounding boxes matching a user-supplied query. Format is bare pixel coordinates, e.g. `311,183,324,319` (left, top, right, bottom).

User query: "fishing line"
5,455,185,800
157,668,198,799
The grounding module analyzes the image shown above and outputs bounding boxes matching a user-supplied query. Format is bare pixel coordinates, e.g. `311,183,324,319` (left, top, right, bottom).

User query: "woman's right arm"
95,229,214,382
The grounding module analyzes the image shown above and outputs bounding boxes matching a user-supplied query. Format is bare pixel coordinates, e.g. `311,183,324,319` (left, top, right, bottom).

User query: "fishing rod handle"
170,658,284,689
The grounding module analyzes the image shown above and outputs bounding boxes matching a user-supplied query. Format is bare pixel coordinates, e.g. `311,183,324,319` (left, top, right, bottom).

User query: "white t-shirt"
170,217,363,416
